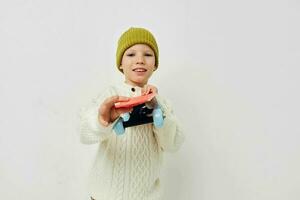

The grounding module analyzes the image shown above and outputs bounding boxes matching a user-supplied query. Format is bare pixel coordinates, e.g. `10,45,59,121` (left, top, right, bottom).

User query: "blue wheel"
113,118,125,135
153,106,164,128
121,112,130,122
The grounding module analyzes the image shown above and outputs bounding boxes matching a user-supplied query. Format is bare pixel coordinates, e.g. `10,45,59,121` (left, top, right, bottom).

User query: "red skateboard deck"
114,93,156,108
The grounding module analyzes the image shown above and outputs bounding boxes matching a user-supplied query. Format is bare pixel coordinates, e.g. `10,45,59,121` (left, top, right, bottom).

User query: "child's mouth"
133,68,147,72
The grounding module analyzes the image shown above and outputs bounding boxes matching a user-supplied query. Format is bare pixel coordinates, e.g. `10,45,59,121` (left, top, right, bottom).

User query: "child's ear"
119,65,124,73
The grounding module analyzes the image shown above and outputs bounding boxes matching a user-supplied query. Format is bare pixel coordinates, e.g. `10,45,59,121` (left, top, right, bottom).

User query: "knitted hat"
116,27,159,72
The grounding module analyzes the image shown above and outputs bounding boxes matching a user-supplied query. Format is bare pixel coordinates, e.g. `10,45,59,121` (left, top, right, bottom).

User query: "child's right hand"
98,96,132,127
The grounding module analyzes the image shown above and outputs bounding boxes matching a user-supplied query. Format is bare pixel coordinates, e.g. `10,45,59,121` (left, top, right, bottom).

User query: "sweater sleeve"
79,87,118,144
153,95,185,152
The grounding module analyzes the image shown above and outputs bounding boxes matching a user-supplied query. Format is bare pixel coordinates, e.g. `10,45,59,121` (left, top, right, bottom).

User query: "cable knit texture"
79,82,184,200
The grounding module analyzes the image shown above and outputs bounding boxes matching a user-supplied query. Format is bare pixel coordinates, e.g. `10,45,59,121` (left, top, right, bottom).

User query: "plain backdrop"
1,0,300,200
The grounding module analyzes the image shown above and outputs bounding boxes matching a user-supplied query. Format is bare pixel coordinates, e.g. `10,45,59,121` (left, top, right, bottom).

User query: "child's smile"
133,67,147,72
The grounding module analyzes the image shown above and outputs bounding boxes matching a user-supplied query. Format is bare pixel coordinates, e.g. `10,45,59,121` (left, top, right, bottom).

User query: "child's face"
120,44,156,87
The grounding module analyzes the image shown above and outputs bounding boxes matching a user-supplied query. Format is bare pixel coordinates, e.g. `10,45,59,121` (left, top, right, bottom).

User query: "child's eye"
145,53,153,57
126,53,135,57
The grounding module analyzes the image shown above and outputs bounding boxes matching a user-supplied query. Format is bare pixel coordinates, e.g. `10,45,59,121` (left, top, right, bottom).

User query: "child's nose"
136,55,145,64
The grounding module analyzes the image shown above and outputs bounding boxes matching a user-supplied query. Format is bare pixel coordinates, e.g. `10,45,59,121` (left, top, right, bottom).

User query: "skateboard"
113,93,164,135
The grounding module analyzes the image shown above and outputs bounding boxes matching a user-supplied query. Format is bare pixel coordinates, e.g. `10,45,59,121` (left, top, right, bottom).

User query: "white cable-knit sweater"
79,82,184,200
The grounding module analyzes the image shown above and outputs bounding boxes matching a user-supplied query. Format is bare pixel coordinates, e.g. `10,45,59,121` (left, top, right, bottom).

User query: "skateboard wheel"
113,118,125,135
121,113,130,122
153,107,164,128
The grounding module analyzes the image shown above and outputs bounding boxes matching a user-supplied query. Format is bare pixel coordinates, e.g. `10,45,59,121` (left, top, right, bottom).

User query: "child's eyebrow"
144,50,154,54
126,49,153,53
125,50,135,53
127,48,137,52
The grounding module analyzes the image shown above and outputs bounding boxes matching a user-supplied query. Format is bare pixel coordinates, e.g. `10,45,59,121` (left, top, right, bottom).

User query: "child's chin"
133,78,148,85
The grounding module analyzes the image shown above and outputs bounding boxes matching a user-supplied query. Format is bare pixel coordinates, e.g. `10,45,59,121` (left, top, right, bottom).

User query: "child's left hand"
142,84,158,95
142,84,158,107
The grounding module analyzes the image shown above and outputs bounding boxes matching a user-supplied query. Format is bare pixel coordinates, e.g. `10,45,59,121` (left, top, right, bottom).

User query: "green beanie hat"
116,27,159,72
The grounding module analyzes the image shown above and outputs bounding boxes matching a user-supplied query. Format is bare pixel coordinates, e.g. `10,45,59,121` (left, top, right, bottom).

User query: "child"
80,27,184,200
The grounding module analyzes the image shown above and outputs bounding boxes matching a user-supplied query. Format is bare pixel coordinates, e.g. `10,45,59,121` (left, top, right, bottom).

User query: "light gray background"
1,0,299,199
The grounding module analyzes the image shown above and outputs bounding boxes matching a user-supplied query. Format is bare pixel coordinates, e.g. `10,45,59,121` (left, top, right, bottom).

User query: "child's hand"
98,96,132,127
142,84,158,107
142,84,158,95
